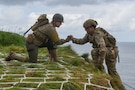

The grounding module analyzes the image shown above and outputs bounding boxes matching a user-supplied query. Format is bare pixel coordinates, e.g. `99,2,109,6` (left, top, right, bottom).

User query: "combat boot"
5,51,27,62
5,51,15,61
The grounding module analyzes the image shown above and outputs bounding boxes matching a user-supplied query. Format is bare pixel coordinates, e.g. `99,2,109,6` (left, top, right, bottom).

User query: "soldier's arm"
49,29,59,43
72,34,89,44
48,29,68,45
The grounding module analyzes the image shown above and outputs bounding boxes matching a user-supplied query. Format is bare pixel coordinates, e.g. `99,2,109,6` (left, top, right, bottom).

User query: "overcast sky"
0,0,135,42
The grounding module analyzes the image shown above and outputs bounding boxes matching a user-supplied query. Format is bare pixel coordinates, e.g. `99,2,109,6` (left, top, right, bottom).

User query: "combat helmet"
52,13,64,22
83,19,98,29
38,14,47,21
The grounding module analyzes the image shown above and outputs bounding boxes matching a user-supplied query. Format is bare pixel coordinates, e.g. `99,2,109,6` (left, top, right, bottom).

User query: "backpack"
23,14,49,36
99,28,116,47
31,14,49,31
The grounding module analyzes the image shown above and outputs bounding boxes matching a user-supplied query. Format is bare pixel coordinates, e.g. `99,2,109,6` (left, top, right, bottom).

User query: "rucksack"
99,28,116,47
23,14,49,36
31,14,49,31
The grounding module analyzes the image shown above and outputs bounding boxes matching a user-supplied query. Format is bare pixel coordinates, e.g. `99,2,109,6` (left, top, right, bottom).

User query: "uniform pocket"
26,34,34,43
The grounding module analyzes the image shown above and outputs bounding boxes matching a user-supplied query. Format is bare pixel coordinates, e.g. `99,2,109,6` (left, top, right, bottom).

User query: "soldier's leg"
106,47,126,90
46,39,57,62
91,49,99,69
105,48,120,78
5,51,27,62
48,49,57,62
48,49,53,61
91,48,106,73
26,42,38,63
98,51,106,73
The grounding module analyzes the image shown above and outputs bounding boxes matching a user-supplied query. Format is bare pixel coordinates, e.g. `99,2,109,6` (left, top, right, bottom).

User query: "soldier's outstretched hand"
65,35,72,42
67,35,74,40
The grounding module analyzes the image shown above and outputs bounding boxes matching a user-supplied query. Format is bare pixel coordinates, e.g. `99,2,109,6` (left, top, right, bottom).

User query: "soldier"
69,19,126,90
70,19,107,73
5,13,70,62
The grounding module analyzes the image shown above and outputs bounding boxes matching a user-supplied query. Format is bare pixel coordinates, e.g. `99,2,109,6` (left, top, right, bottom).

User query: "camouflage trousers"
91,47,125,89
91,48,106,73
106,47,126,90
105,47,121,78
91,47,121,78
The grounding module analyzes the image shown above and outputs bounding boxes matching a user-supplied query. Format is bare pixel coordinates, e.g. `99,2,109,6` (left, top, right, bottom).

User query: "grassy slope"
0,31,123,90
0,31,25,46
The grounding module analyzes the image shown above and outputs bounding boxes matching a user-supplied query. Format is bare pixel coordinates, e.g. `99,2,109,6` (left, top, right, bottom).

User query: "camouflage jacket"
33,23,67,46
72,27,116,53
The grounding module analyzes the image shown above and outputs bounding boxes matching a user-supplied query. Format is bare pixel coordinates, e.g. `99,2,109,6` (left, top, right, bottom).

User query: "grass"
15,83,38,88
0,31,25,46
37,83,61,89
23,78,44,82
63,81,83,90
91,73,112,87
26,64,44,68
0,64,4,68
25,71,45,77
0,31,124,90
7,87,23,90
6,68,25,74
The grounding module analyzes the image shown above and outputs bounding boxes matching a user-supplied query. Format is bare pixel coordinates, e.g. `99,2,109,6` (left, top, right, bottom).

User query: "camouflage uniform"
72,27,107,73
72,26,120,76
72,19,126,90
72,19,121,77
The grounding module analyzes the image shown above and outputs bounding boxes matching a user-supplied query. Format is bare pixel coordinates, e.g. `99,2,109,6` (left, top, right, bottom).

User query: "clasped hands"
65,35,74,42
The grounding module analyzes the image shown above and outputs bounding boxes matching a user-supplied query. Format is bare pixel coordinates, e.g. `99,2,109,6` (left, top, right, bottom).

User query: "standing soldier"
69,19,126,90
5,13,70,62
